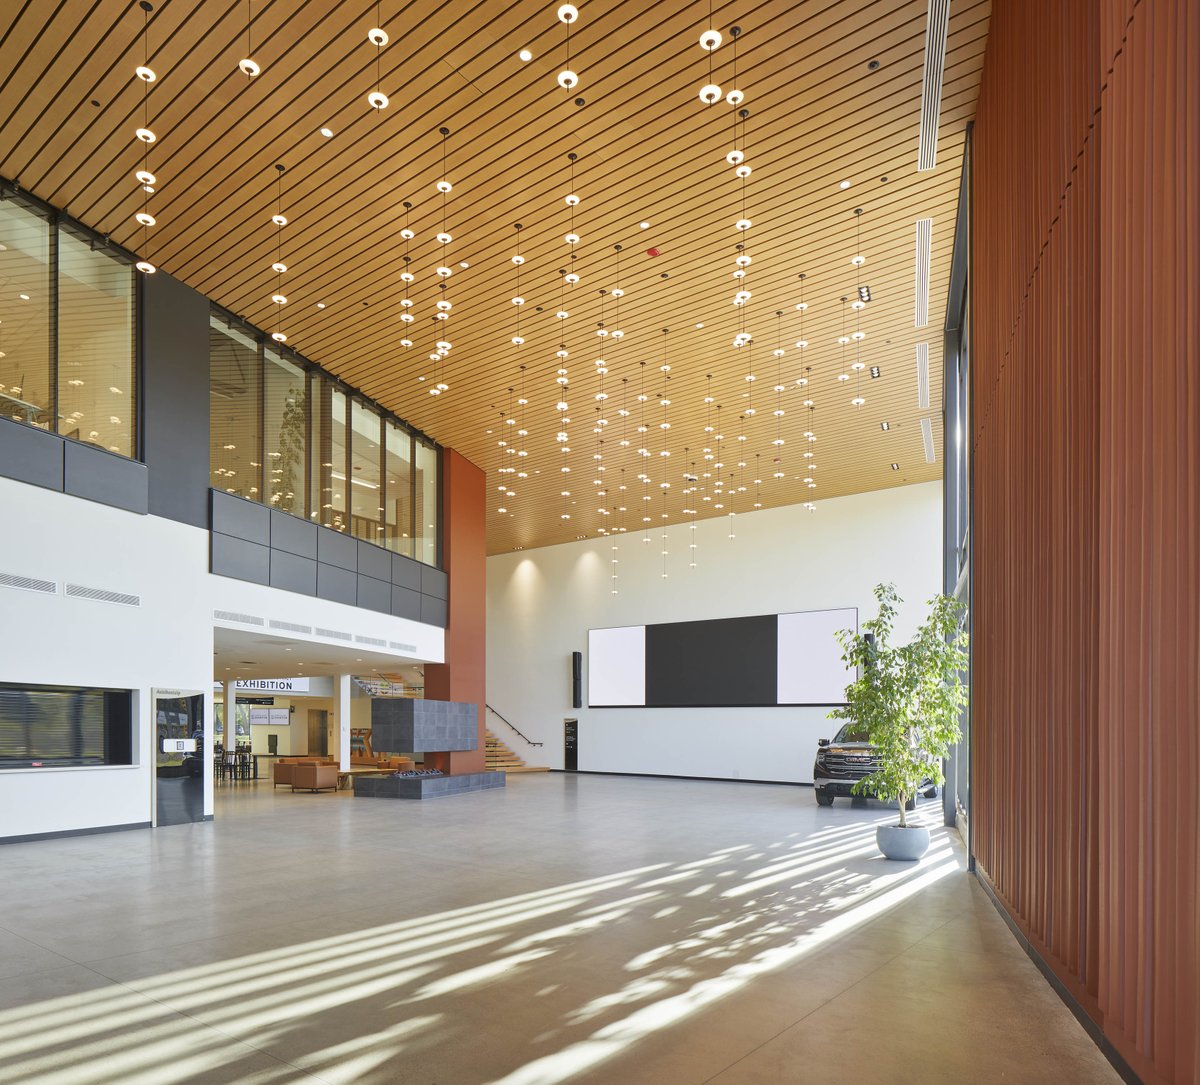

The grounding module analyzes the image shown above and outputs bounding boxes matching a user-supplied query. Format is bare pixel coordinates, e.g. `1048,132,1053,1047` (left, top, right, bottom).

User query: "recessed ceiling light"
460,261,469,269
839,179,851,189
19,293,30,300
518,48,533,62
639,221,650,229
319,127,334,138
316,302,326,309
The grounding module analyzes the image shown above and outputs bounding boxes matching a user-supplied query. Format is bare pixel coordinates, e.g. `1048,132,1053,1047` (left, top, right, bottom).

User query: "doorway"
308,709,329,756
153,688,206,826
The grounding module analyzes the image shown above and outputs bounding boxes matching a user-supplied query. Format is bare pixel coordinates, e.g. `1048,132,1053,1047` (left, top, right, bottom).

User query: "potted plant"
831,583,968,860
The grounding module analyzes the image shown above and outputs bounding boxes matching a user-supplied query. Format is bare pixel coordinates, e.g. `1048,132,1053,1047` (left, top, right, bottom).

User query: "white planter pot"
877,824,931,861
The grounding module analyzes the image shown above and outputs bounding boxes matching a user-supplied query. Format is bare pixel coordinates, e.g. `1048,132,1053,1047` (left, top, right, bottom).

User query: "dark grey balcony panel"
357,540,392,582
270,549,317,596
64,442,148,514
271,510,319,559
210,489,271,545
211,532,270,586
421,595,448,629
421,565,448,600
391,585,422,621
316,562,357,606
391,553,423,590
0,419,64,492
371,698,479,753
316,526,359,571
356,574,392,615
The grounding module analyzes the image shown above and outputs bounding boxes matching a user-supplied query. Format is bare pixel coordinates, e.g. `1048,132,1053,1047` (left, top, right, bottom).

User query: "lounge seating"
273,757,336,788
291,762,338,793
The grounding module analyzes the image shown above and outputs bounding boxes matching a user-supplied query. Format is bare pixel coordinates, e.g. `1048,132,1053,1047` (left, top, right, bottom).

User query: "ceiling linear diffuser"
916,341,931,409
915,217,933,327
920,415,936,464
917,0,952,171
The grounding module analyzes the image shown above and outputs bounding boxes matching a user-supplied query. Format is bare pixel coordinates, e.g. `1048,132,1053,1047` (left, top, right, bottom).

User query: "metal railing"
485,704,543,747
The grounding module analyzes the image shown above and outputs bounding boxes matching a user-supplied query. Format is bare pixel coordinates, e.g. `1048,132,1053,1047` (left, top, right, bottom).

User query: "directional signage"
234,678,310,693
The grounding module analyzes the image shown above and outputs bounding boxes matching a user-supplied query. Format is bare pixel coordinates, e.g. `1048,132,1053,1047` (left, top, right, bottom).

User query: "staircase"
486,730,549,774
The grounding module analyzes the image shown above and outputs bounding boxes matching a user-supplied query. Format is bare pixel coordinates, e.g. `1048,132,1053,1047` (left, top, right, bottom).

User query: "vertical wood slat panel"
974,1,1198,1083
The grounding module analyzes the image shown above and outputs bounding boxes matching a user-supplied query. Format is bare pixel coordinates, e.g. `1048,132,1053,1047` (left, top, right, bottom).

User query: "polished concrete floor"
0,775,1118,1085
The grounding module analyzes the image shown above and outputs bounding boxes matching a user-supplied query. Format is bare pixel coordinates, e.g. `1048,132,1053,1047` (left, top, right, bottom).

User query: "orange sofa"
273,757,336,789
291,762,339,793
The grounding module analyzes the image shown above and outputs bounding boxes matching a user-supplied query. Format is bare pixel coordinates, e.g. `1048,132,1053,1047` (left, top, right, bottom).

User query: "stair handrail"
485,704,544,747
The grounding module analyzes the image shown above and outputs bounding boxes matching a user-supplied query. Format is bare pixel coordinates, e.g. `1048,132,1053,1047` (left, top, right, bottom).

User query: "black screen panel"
645,615,778,707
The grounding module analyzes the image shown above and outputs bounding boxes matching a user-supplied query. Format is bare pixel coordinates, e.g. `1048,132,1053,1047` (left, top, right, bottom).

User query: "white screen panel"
588,625,646,706
776,608,858,705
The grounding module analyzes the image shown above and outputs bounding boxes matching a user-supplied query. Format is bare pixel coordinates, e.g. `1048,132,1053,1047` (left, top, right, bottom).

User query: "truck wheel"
815,790,834,807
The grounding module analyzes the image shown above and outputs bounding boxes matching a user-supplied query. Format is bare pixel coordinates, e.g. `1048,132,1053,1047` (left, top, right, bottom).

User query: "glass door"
153,688,206,826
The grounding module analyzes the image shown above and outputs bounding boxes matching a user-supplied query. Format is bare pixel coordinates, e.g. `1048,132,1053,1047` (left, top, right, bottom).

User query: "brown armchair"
291,762,339,792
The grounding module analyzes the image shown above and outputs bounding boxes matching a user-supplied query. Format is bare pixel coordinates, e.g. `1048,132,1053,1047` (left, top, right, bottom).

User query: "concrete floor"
0,774,1118,1085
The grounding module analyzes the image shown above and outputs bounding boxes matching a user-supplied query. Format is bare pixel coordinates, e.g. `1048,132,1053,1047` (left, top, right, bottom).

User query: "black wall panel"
211,532,270,585
141,271,210,527
316,562,357,606
0,418,64,491
356,574,392,614
271,510,318,559
645,615,778,707
391,585,423,620
63,441,149,514
317,528,358,571
392,553,423,590
269,549,317,595
357,540,392,582
421,565,449,600
211,489,270,545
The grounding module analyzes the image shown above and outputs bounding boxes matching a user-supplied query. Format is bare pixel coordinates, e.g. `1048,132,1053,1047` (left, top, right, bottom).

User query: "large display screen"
588,607,857,708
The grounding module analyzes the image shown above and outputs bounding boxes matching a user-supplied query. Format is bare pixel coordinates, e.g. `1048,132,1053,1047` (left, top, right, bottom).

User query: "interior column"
424,448,487,774
336,674,351,770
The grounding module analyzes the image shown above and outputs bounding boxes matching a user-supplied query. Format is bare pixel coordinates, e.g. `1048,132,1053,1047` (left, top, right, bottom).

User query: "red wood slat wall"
972,2,1198,1082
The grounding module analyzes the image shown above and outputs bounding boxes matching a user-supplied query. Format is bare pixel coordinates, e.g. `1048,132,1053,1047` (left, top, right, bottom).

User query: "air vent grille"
66,583,140,607
915,218,933,327
214,610,265,626
0,572,57,595
269,619,312,635
916,342,931,410
921,417,936,464
917,0,951,170
355,635,388,647
390,641,417,652
315,627,353,641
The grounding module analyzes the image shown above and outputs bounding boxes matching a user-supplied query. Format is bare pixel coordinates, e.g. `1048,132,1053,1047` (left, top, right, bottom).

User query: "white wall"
0,478,445,841
487,483,942,783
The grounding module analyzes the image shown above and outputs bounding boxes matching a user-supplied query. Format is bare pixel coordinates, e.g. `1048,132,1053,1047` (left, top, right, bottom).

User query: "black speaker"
571,651,583,709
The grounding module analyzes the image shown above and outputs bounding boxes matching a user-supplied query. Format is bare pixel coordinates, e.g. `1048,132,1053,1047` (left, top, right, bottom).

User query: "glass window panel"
57,228,135,456
0,683,133,768
383,420,414,556
210,318,262,500
349,400,384,546
310,371,328,523
328,387,349,532
0,198,53,430
415,439,439,566
264,347,307,516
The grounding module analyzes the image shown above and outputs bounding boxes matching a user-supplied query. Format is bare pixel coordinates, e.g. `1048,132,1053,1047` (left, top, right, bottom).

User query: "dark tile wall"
0,417,148,515
370,697,478,753
210,489,448,627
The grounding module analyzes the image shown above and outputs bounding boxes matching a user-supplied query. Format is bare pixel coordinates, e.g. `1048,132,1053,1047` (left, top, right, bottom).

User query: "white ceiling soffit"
915,217,933,327
916,341,931,409
921,416,936,463
918,0,952,170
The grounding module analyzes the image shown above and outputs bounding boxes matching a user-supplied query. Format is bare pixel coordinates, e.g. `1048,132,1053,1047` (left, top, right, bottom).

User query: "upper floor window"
0,194,135,457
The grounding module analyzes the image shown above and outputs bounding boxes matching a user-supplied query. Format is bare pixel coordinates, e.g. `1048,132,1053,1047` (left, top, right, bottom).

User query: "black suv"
812,723,937,808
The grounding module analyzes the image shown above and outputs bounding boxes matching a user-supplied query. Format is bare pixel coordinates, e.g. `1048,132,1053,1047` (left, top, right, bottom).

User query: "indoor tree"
832,583,969,828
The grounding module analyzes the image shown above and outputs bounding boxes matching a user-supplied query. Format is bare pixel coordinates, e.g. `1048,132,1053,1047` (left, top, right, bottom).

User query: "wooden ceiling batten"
0,0,989,554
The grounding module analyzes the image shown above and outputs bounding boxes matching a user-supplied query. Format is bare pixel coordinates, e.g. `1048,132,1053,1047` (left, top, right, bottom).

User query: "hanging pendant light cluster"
429,127,454,395
849,207,868,407
794,272,809,380
556,4,580,90
132,1,159,275
399,201,415,347
238,0,261,77
366,4,389,109
268,164,289,342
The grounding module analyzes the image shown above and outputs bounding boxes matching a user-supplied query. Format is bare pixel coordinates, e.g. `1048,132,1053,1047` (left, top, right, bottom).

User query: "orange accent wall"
424,448,487,774
972,2,1199,1082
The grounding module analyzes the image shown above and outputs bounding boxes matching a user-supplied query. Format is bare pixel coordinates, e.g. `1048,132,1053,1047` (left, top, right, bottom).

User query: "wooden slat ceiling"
0,0,989,554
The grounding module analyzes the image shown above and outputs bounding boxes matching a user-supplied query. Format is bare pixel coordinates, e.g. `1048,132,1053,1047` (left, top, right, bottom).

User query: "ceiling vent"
355,635,388,647
269,619,312,635
0,572,57,595
918,0,951,170
916,342,931,409
921,417,936,463
214,609,265,626
914,218,933,327
66,583,140,607
315,626,353,642
390,641,417,652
